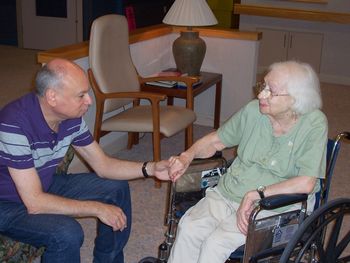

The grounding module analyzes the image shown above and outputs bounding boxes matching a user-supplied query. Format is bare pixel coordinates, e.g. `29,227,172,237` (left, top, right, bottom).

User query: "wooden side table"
141,71,223,147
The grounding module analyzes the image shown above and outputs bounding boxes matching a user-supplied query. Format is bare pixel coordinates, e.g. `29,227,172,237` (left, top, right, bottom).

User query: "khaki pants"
167,188,280,263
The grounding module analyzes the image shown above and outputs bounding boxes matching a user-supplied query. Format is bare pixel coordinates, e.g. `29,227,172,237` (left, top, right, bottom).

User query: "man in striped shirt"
0,58,171,263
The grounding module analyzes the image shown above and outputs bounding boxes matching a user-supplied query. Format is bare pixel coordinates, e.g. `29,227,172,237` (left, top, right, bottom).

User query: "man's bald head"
35,58,86,96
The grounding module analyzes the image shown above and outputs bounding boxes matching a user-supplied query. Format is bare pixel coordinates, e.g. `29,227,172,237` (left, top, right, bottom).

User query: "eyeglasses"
255,82,289,99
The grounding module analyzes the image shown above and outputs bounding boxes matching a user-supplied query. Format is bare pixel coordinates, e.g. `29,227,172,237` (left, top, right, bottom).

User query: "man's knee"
47,216,84,251
105,180,130,198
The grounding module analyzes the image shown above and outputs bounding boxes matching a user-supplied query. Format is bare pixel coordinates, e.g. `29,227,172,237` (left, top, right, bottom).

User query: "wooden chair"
88,14,197,164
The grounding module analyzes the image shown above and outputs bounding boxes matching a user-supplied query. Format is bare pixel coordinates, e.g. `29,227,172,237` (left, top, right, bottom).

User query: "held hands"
150,152,193,182
152,160,173,181
168,153,192,182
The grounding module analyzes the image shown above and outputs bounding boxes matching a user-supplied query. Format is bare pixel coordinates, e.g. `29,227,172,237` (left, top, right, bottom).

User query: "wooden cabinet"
258,28,323,73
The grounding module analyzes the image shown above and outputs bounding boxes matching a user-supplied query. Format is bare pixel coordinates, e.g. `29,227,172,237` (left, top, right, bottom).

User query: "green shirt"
217,100,328,204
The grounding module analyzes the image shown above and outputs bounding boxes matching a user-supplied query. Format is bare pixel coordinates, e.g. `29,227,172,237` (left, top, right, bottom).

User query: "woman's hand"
168,153,193,182
236,190,259,235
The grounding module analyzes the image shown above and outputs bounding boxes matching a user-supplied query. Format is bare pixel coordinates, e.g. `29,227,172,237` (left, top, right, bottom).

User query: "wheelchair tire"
138,256,159,263
280,198,350,263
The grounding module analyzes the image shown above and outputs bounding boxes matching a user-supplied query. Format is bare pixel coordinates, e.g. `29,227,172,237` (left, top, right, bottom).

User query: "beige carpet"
0,45,349,262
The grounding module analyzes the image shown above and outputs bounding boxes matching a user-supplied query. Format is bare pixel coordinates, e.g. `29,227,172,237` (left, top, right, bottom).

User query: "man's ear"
45,88,57,106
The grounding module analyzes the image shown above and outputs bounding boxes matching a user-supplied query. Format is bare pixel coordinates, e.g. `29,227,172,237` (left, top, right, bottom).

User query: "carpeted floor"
1,45,349,262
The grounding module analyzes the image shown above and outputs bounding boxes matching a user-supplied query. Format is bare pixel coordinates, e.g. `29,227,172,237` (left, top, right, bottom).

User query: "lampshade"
163,0,218,27
162,0,217,76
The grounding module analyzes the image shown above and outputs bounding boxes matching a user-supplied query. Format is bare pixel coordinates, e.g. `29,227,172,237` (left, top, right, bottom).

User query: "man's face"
53,69,92,119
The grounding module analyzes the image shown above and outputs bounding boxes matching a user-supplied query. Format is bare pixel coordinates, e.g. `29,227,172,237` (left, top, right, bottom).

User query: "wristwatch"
257,185,266,199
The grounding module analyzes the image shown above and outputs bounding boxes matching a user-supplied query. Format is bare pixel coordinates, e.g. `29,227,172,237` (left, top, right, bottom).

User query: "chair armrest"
103,91,167,103
260,193,308,210
88,69,166,102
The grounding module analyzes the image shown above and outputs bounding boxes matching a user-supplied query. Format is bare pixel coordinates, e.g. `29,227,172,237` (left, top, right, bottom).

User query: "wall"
239,0,350,85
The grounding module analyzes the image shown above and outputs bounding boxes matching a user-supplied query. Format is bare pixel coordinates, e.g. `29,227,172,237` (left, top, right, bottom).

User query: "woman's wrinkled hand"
168,154,192,182
236,191,257,235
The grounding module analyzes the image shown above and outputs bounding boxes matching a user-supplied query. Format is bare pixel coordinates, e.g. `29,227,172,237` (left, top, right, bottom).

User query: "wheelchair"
139,131,350,263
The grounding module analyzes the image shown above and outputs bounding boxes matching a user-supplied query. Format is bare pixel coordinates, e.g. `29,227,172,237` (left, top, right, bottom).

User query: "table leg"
167,96,174,106
214,80,222,129
185,125,193,149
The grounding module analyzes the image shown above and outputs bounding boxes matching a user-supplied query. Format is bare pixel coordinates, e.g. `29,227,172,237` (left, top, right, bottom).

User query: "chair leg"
185,125,193,149
134,132,139,145
127,132,139,149
153,133,162,188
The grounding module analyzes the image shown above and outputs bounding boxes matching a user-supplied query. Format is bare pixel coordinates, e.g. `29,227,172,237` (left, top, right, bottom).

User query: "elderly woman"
167,61,328,263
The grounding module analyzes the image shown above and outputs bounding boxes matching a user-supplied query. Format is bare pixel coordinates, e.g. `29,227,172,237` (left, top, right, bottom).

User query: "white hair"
269,61,322,115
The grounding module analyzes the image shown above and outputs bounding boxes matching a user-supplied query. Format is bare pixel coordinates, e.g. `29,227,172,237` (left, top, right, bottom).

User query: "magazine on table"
146,70,201,88
145,70,185,88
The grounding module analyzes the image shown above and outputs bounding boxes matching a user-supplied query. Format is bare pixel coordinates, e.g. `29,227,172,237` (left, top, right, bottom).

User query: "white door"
20,0,82,50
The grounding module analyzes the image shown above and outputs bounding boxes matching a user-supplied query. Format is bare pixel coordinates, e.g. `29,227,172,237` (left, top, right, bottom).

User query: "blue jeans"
0,173,132,263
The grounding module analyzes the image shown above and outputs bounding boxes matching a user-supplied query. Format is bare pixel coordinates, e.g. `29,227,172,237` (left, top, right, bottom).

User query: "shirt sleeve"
0,122,34,169
71,118,94,147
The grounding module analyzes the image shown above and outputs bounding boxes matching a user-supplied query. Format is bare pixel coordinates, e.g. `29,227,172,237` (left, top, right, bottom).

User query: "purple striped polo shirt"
0,92,94,203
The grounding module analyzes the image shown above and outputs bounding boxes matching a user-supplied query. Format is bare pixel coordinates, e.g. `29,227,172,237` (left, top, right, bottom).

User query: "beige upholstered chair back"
89,14,140,113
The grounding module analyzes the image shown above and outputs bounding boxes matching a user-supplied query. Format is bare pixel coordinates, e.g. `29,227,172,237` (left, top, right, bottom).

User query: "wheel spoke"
334,230,350,259
315,238,327,263
325,212,343,261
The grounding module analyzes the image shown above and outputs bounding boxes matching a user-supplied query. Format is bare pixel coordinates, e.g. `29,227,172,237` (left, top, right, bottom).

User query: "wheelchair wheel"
138,256,159,263
280,198,350,263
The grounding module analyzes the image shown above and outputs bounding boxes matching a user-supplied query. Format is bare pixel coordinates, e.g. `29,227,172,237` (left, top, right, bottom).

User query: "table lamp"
163,0,218,76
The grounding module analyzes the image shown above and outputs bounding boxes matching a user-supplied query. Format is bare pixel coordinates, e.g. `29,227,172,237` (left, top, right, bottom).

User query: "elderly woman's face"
257,68,295,119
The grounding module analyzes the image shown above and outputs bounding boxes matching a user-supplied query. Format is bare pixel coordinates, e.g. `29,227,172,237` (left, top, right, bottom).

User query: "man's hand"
96,203,127,232
152,160,172,181
236,190,258,235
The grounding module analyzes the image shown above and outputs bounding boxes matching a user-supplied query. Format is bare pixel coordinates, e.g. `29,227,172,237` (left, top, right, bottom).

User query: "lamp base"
173,31,206,77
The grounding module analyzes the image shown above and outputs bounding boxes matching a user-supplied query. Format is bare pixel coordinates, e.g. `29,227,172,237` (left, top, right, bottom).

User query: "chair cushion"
55,145,75,175
101,105,196,137
0,234,44,262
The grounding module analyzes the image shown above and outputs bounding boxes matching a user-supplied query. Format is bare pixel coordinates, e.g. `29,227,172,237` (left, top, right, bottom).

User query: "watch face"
258,186,265,192
257,185,266,199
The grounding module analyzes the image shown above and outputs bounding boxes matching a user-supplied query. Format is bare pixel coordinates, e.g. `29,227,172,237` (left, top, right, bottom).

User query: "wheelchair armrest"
260,193,308,210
